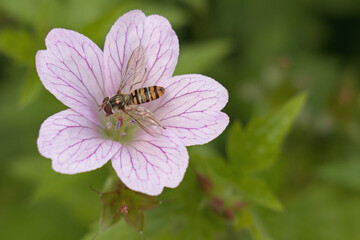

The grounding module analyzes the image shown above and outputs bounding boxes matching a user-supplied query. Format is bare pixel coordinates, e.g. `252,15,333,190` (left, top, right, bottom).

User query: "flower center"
101,112,139,144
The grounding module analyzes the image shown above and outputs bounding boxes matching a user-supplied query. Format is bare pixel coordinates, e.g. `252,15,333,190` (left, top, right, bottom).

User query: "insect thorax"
109,94,131,110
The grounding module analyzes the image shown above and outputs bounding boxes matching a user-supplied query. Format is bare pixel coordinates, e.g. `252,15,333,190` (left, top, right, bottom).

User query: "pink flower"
36,10,229,195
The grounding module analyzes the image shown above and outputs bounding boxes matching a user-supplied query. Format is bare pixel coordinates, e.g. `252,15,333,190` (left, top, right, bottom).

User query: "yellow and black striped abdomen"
129,86,165,105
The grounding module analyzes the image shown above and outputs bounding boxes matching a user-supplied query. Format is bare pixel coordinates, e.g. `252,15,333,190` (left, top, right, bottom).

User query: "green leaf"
237,177,283,212
317,156,360,191
174,38,232,75
98,191,123,232
228,93,307,174
0,0,39,26
189,146,246,203
235,208,262,240
226,120,244,174
180,0,208,12
10,155,106,224
94,177,161,233
19,68,42,107
141,2,189,29
260,184,360,240
127,191,162,210
83,220,142,240
190,146,229,180
124,208,145,233
0,29,37,64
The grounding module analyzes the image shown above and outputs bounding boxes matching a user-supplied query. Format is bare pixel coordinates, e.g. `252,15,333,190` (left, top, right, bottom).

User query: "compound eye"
104,104,113,115
102,97,109,104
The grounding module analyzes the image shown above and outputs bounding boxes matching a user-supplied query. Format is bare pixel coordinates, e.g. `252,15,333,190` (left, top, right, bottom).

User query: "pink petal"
150,74,229,146
38,109,121,174
111,130,188,196
36,29,106,126
103,10,179,95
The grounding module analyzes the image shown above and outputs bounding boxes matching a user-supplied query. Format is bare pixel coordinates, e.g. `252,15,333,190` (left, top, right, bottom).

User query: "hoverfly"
99,45,165,136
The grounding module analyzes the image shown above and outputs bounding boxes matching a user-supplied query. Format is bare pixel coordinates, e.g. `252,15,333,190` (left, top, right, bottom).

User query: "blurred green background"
0,0,360,239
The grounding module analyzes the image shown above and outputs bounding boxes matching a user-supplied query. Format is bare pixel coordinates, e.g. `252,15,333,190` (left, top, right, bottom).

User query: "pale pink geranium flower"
36,10,229,195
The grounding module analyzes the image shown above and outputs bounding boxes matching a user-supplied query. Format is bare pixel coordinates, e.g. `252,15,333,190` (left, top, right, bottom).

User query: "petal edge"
150,74,229,146
103,10,179,95
38,109,121,174
36,28,106,126
111,130,188,195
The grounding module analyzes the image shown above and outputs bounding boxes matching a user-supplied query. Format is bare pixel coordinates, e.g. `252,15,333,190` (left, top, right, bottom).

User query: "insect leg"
121,108,153,136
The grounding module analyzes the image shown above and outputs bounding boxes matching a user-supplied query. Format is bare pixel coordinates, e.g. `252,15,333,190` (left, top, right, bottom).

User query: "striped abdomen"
129,86,165,105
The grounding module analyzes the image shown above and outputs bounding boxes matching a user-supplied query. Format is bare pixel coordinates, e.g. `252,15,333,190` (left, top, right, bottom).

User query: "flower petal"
38,109,121,174
36,28,106,126
150,74,229,146
103,10,179,95
111,130,188,196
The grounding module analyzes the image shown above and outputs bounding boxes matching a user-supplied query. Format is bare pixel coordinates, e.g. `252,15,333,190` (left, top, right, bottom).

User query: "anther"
115,119,122,130
105,122,112,129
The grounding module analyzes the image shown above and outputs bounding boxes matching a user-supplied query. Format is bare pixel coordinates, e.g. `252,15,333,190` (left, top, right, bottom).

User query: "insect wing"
122,105,164,136
119,46,146,92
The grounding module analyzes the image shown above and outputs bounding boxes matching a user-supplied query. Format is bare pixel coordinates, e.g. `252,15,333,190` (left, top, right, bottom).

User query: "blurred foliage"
0,0,360,239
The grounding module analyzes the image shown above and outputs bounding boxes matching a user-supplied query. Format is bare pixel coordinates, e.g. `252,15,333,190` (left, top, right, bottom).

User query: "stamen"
105,122,112,129
115,119,122,130
102,112,135,143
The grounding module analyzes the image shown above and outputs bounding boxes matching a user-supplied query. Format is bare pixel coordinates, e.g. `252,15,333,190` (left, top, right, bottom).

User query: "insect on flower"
99,46,165,136
36,10,229,195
